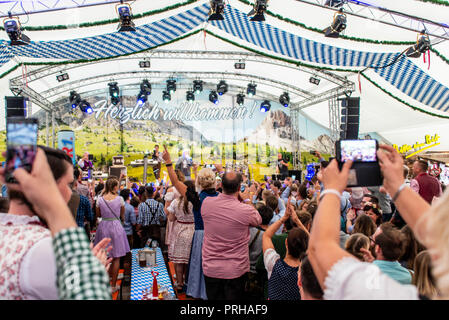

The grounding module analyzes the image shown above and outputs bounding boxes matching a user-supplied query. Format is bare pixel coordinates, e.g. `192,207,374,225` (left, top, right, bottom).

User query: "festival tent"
0,0,448,152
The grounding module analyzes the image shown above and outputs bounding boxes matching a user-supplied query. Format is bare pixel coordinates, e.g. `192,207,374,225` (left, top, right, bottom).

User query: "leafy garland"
416,0,449,6
360,73,449,119
0,0,200,31
431,47,449,65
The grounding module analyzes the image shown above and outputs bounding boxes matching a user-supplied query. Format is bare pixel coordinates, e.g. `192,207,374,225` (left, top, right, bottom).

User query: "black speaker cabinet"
5,96,28,118
109,166,127,179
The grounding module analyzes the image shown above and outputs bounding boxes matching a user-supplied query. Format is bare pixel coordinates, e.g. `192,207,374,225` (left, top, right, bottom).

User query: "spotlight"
3,14,30,46
108,82,120,105
116,1,136,32
248,0,269,22
325,0,345,7
234,61,246,69
69,91,81,109
260,100,271,112
137,80,151,106
247,83,257,97
208,0,225,21
193,80,203,94
323,9,346,38
79,100,93,114
166,80,176,94
162,91,171,103
236,93,245,106
405,31,431,58
209,91,219,104
139,60,151,68
309,77,320,85
217,80,228,96
279,92,290,108
57,73,69,82
186,91,195,102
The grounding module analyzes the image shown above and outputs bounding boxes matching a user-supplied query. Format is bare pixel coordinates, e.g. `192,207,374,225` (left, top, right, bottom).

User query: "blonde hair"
345,233,370,261
196,168,216,190
416,189,449,299
262,189,272,201
413,250,438,298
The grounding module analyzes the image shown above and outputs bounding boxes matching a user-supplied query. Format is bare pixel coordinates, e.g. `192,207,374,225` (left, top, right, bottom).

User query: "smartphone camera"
5,117,38,184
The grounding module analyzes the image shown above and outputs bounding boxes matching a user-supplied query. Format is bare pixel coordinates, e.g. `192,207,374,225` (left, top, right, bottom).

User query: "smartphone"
336,139,382,187
292,175,296,181
5,117,38,183
240,185,246,192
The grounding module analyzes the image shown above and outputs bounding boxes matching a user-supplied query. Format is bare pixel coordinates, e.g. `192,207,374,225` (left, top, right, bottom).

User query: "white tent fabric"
0,0,448,149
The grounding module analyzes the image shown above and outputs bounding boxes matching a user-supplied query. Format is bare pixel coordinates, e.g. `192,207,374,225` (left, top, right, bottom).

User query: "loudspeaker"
109,166,127,179
340,97,360,139
5,96,28,118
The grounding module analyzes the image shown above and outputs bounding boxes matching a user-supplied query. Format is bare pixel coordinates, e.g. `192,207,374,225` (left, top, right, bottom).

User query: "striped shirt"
137,199,166,226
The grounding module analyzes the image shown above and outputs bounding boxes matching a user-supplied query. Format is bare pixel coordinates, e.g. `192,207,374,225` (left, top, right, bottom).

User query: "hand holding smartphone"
5,117,38,184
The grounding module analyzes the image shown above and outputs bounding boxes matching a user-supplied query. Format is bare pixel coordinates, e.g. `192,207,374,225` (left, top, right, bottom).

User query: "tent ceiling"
0,0,448,150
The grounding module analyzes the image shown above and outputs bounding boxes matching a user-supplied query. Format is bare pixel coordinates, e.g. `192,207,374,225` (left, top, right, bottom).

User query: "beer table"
130,248,176,300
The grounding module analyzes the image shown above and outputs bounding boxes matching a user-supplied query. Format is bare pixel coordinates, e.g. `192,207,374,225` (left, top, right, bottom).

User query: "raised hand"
376,145,405,196
321,159,353,193
162,145,171,164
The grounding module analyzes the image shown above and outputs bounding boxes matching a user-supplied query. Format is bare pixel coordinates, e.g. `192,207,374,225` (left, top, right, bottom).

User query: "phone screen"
340,140,377,163
5,118,38,183
292,175,296,181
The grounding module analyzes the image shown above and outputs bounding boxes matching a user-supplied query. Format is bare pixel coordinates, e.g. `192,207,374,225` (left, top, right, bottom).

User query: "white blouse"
323,257,419,300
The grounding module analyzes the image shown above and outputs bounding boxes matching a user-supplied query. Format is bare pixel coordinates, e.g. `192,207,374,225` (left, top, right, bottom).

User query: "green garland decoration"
416,0,449,6
431,48,449,65
0,0,200,31
360,73,449,119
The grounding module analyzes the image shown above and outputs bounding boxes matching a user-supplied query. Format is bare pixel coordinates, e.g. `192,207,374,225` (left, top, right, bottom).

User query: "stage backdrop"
3,86,336,181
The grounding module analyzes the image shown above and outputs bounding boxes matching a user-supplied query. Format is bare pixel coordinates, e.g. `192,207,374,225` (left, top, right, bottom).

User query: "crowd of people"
0,143,448,301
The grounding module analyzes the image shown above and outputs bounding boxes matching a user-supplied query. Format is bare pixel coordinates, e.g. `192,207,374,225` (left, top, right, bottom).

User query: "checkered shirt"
52,227,111,300
137,199,166,226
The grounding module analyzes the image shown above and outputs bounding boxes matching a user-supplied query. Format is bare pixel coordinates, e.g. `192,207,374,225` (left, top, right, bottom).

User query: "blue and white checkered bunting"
130,248,176,300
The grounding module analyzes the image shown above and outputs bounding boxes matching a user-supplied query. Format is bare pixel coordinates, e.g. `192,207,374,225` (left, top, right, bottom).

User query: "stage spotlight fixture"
209,91,219,104
186,91,195,102
108,82,120,105
116,0,136,32
57,73,70,82
405,31,431,58
137,80,151,106
279,92,290,107
166,80,176,94
260,100,271,113
193,80,203,94
69,91,82,109
234,61,246,69
217,80,228,96
162,91,171,103
236,93,245,106
3,13,30,46
248,0,269,22
309,77,320,85
79,100,93,114
325,0,345,8
323,9,346,38
247,83,257,97
139,60,151,68
208,0,225,21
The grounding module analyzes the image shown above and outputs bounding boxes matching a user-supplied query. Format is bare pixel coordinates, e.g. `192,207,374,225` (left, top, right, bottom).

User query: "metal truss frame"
299,0,449,42
328,93,340,148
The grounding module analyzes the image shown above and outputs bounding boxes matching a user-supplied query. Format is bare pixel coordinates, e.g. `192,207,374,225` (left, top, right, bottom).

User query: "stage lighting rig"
236,93,245,106
405,31,431,58
57,73,70,82
217,80,228,96
323,9,346,38
69,91,82,109
234,60,246,69
108,82,120,105
209,91,219,104
3,13,30,46
247,83,257,97
116,0,136,32
79,100,93,114
309,77,320,85
162,91,171,103
166,80,177,94
325,0,345,8
208,0,225,21
260,100,271,112
137,80,151,106
139,60,151,68
186,91,195,102
193,80,203,94
248,0,269,22
279,92,290,108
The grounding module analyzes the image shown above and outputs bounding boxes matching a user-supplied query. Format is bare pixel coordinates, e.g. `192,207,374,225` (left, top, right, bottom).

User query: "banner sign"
58,130,76,166
393,134,440,158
